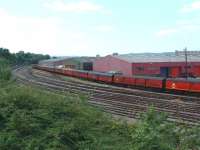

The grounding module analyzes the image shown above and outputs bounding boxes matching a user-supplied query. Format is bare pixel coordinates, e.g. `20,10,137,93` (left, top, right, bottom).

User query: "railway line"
13,67,200,125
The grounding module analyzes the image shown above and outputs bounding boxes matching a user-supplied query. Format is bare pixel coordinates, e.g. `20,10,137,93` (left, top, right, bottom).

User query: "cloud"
44,0,103,13
180,1,200,13
95,25,114,32
0,8,94,56
156,28,178,37
156,24,200,38
0,8,60,54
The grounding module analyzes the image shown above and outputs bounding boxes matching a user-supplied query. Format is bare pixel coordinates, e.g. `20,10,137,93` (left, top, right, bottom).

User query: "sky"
0,0,200,56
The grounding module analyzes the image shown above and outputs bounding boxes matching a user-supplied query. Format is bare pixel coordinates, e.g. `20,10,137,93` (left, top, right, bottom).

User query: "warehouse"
39,57,95,71
93,52,200,78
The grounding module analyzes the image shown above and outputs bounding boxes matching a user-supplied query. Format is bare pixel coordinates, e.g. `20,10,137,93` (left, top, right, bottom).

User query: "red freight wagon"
123,76,135,86
166,78,191,92
88,72,113,83
56,68,64,74
113,76,125,84
71,70,81,78
75,70,88,79
145,77,164,89
134,77,146,87
113,76,135,85
63,69,73,76
189,81,200,93
87,72,99,81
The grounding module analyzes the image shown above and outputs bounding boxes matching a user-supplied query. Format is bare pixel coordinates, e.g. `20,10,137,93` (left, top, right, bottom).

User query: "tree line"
0,47,50,65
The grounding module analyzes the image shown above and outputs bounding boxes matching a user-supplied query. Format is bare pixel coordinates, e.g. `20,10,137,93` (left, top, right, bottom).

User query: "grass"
0,82,131,150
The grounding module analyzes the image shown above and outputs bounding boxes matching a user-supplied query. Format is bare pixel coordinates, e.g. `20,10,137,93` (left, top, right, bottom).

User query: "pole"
184,47,188,79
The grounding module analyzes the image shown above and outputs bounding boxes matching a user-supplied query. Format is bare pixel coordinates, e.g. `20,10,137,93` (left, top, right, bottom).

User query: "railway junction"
13,67,200,126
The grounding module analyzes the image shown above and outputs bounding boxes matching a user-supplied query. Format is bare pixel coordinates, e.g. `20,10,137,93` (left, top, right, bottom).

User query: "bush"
0,84,130,150
129,108,200,150
0,82,200,149
0,59,11,81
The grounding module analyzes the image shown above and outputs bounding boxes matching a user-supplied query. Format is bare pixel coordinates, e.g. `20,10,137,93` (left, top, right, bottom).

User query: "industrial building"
39,57,95,71
93,52,200,78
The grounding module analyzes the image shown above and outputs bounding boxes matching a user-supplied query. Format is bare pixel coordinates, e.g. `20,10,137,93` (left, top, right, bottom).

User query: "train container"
134,76,146,87
88,72,113,83
70,70,80,77
63,69,73,76
87,72,99,81
98,75,113,83
74,70,88,79
55,68,63,74
189,80,200,93
145,77,164,89
113,76,135,85
166,78,200,93
166,78,191,92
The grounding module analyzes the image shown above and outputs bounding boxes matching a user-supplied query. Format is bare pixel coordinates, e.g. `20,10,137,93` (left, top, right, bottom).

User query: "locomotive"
33,65,200,94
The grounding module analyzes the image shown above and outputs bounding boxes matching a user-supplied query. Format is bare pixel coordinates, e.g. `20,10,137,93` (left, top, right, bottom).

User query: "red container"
123,76,135,86
63,69,73,76
76,71,88,79
135,77,146,87
166,79,190,91
87,72,98,81
190,82,200,92
145,78,164,89
98,75,113,83
113,76,125,84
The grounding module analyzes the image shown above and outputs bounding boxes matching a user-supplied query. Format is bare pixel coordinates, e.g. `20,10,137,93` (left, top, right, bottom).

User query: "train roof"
88,71,114,77
167,78,200,83
133,76,165,80
114,75,165,80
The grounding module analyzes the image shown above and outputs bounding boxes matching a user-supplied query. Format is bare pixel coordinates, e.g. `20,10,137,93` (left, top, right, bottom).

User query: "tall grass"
0,59,11,81
0,84,130,150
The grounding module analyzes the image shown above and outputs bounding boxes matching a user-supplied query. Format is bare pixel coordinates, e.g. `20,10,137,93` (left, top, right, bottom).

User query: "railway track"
13,67,200,125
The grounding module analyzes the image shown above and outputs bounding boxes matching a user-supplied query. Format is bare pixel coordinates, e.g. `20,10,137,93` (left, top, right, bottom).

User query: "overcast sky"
0,0,200,56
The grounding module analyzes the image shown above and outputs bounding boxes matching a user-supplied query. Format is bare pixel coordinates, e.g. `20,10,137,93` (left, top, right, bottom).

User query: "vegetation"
0,47,50,65
0,78,200,149
0,49,200,149
0,58,11,81
0,83,130,149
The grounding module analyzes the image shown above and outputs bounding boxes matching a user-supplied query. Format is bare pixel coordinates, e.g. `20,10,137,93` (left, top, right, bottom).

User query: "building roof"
39,57,70,63
113,52,200,63
39,56,95,64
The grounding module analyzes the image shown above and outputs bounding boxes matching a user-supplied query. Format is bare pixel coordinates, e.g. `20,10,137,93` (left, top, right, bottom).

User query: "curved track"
13,67,200,125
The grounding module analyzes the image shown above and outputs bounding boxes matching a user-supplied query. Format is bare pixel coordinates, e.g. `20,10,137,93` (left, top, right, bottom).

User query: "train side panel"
166,79,190,91
135,77,146,87
113,76,135,85
189,82,200,93
98,75,113,83
145,78,164,89
75,71,88,79
88,72,113,83
87,72,98,81
63,69,73,76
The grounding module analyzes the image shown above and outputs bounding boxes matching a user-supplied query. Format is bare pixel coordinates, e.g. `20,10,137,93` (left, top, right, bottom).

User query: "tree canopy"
0,48,50,65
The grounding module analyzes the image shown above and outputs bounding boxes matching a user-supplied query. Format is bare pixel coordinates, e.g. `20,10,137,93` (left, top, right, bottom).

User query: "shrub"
0,59,11,81
0,84,130,149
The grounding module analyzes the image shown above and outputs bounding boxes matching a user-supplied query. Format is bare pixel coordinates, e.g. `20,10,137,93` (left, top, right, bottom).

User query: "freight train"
33,65,200,94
